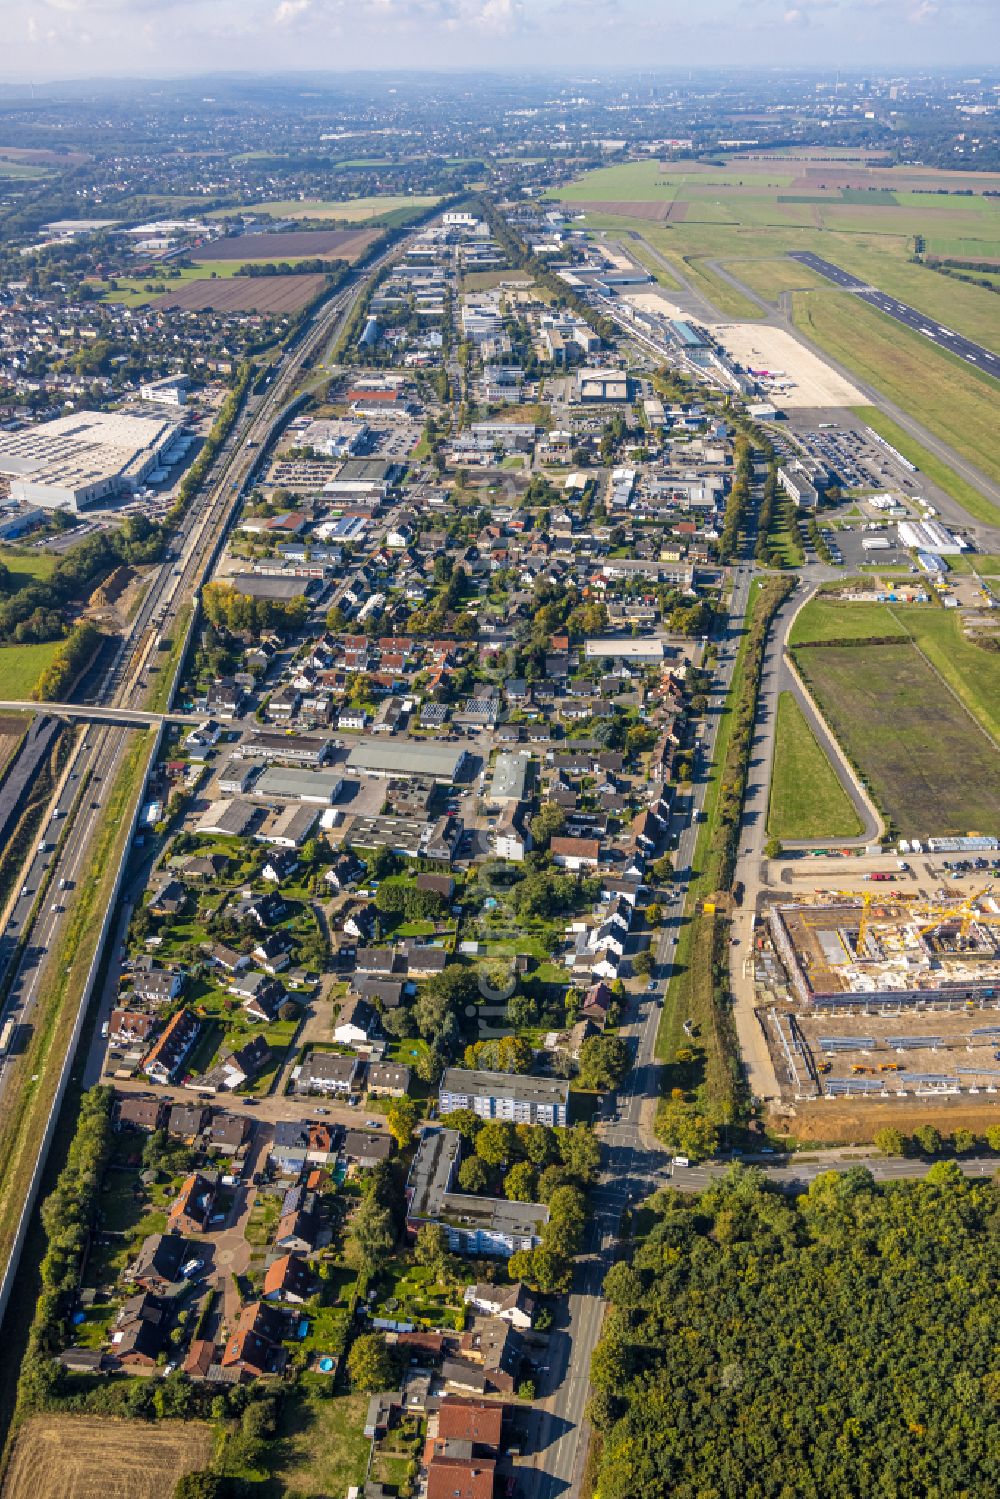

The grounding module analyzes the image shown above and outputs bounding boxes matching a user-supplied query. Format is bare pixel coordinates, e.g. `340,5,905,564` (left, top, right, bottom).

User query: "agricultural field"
234,195,440,223
890,606,1000,744
792,290,1000,496
101,261,246,307
153,274,327,314
0,162,50,178
767,692,862,842
1,1416,214,1499
195,226,378,262
0,146,90,166
552,158,1000,347
0,640,63,699
792,639,1000,837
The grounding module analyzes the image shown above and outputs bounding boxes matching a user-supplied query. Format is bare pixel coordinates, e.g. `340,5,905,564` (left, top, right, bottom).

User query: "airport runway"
788,251,1000,380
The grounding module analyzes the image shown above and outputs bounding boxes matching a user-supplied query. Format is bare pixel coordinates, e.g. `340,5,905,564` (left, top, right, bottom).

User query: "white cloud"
274,0,310,22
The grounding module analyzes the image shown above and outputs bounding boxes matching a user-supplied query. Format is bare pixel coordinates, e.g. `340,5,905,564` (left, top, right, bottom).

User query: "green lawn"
265,1391,371,1497
102,260,246,306
789,595,908,646
0,546,57,588
0,639,62,698
793,641,1000,837
767,692,863,842
721,256,831,299
944,552,1000,576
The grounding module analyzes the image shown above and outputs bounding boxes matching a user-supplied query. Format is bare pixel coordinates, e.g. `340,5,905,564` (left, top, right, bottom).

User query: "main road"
524,545,761,1496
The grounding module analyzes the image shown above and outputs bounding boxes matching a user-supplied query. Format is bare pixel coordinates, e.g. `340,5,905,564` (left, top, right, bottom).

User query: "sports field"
793,640,1000,837
1,1416,214,1499
767,692,863,841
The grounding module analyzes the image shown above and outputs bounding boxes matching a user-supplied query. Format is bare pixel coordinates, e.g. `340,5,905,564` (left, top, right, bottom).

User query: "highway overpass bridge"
0,700,196,729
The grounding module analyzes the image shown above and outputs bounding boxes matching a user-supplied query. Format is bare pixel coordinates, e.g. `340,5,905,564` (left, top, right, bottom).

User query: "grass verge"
656,577,793,1127
144,602,192,714
766,691,863,841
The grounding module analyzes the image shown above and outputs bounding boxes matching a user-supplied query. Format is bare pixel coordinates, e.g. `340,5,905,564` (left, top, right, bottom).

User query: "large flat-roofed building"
346,739,469,784
490,751,530,803
0,408,186,511
238,732,332,767
252,766,344,804
139,374,188,406
583,638,666,661
228,574,316,602
577,368,629,402
405,1127,548,1256
439,1069,569,1126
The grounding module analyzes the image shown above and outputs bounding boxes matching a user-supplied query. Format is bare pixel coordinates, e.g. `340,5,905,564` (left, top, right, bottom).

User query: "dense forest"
592,1165,1000,1499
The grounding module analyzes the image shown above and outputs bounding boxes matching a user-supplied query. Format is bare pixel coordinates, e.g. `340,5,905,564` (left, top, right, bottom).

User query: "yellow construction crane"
916,885,998,944
827,890,893,957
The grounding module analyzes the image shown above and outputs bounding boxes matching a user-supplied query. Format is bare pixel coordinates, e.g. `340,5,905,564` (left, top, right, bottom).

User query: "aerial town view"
0,11,997,1499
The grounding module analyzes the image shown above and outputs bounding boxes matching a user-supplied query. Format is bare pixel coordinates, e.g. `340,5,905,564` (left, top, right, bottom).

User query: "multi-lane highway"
0,245,401,1317
788,250,1000,380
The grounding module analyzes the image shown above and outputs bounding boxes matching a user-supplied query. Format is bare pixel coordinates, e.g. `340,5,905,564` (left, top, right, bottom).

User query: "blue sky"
2,0,996,81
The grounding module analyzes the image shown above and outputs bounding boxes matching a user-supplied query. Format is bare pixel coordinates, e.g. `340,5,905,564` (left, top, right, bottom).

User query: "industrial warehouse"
0,406,189,510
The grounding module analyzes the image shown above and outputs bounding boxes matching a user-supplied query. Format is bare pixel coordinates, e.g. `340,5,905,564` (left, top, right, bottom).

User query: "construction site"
756,889,1000,1106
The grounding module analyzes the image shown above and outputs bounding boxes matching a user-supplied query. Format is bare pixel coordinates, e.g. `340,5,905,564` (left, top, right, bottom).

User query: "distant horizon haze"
0,1,996,85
